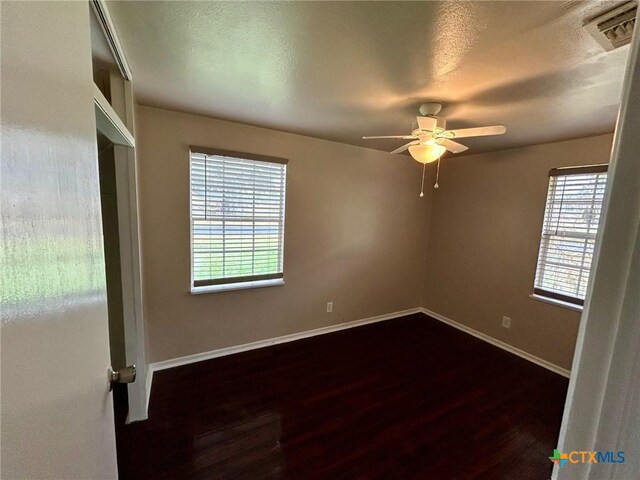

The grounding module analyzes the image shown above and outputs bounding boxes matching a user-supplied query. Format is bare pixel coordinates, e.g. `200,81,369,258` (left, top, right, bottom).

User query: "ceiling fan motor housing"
413,115,446,136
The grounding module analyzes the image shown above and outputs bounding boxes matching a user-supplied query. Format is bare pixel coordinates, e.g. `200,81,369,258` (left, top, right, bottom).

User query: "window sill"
529,294,583,312
190,278,284,295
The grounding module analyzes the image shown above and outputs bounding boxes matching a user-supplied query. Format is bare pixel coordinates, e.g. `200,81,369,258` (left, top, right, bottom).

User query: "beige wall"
422,134,614,370
137,104,613,371
136,106,431,363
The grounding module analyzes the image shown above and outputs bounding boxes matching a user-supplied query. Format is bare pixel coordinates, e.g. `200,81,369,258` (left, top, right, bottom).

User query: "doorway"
90,0,149,426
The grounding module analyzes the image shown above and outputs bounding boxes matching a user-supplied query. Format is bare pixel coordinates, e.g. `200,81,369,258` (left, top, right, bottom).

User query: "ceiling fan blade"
390,141,419,155
416,116,437,132
445,125,506,139
439,139,469,153
362,135,416,140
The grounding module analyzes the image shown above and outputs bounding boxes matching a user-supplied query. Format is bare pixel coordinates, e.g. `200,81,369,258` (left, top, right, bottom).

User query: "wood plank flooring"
115,313,568,479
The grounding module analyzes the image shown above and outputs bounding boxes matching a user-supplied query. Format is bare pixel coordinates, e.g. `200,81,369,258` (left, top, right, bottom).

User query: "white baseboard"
420,307,571,378
150,307,423,372
148,306,569,380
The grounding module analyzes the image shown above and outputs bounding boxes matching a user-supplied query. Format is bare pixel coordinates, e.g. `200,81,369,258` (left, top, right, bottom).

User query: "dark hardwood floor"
115,313,568,479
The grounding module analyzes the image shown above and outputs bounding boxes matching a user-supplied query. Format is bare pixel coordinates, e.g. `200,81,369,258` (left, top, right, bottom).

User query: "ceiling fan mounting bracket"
419,102,443,117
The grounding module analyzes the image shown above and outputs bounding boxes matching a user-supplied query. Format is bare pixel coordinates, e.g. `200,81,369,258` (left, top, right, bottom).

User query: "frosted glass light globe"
408,144,446,164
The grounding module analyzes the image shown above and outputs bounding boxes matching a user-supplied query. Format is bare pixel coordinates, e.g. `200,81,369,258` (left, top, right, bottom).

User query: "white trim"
125,365,152,424
151,307,422,372
529,293,583,312
419,307,571,378
190,278,284,295
149,307,571,378
90,0,132,80
93,84,134,147
107,76,147,423
554,23,640,480
145,367,153,415
115,138,147,423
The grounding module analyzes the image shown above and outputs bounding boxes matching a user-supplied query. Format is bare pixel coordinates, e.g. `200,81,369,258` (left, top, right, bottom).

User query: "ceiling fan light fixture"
408,144,446,164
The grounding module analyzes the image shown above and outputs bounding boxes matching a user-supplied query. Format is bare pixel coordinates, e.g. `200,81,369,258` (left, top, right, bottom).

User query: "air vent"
584,1,637,51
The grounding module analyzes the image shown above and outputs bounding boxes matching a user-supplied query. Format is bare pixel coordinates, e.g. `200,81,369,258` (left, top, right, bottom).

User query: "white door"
1,1,118,478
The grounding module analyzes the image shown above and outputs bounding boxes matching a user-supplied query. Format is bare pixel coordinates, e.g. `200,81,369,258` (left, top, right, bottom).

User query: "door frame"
92,0,149,423
553,13,640,480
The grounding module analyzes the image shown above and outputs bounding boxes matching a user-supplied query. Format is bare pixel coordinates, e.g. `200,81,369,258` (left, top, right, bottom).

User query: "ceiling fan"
362,103,506,195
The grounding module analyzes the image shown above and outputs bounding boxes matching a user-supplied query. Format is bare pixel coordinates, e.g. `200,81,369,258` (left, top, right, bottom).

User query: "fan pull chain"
419,163,426,197
434,157,441,189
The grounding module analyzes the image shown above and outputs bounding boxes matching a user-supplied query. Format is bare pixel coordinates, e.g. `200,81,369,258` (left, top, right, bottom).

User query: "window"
190,148,287,292
533,164,608,306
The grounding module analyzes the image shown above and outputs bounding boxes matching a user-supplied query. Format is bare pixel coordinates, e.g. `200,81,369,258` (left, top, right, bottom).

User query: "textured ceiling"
107,1,630,154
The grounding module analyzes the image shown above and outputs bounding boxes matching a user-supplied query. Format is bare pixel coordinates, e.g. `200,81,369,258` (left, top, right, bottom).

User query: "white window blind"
190,148,287,288
534,165,608,305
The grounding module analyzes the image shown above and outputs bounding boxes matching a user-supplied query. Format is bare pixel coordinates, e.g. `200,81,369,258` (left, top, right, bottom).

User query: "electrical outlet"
326,301,333,313
502,316,511,329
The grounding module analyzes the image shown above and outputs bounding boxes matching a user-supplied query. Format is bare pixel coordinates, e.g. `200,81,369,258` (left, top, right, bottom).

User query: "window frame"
189,146,288,294
532,164,608,308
